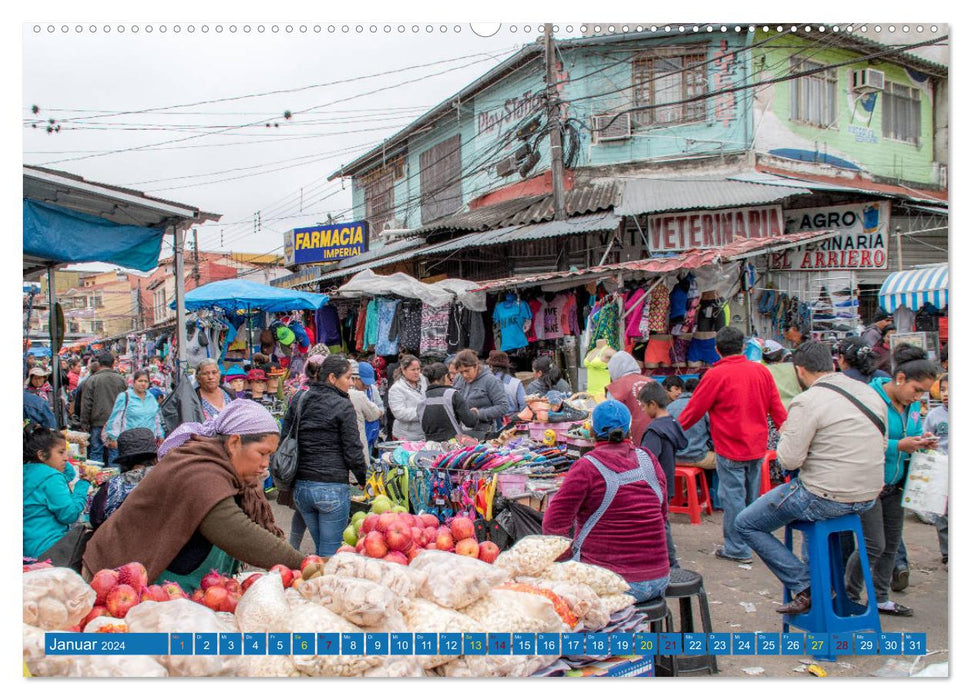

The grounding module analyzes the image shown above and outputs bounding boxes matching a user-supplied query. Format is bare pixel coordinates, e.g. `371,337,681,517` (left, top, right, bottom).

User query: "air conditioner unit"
496,155,519,178
593,113,632,142
852,68,885,91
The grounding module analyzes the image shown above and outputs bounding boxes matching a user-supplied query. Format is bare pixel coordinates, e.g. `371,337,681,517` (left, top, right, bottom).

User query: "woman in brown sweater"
83,400,303,589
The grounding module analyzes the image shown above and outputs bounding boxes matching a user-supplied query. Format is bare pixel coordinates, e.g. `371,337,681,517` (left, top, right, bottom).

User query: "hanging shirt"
560,293,581,336
364,300,379,350
493,300,532,352
647,283,671,333
375,299,401,357
315,305,342,346
527,298,544,342
420,303,450,357
669,278,690,322
624,289,648,341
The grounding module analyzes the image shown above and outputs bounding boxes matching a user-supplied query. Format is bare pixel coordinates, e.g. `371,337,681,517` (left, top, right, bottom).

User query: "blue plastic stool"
783,514,881,661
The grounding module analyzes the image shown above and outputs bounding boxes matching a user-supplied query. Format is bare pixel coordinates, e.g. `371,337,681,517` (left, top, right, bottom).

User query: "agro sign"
288,221,369,265
647,206,784,253
770,202,889,271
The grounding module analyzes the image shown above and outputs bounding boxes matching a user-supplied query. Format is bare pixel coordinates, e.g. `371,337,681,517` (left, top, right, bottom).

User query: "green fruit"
351,511,367,525
371,496,393,514
343,525,358,546
391,505,407,513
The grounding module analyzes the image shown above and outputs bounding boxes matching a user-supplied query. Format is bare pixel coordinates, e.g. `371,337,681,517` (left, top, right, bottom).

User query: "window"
632,49,707,126
88,292,103,309
153,288,167,323
419,134,463,224
882,82,922,144
91,321,104,334
789,58,838,127
364,171,395,234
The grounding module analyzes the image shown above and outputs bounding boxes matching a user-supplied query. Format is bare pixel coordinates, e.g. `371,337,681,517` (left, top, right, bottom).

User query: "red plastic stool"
670,465,713,525
759,451,777,495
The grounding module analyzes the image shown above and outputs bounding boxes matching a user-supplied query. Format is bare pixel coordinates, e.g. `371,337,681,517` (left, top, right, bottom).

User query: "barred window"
632,50,707,126
882,82,922,144
789,58,838,127
419,134,463,224
364,172,395,234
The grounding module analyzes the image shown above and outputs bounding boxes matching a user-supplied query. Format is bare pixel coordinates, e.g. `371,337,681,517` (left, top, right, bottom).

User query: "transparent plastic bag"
22,567,96,630
517,577,609,631
399,598,485,669
235,570,291,633
236,655,302,677
460,589,565,634
410,550,509,609
494,535,571,578
324,552,428,597
599,593,636,615
299,574,399,627
363,657,428,677
82,616,128,633
23,624,72,677
125,599,236,677
540,561,629,596
65,655,169,677
286,594,381,676
440,654,557,678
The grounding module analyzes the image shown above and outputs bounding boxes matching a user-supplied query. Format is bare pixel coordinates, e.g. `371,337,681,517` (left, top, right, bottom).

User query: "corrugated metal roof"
616,176,811,216
750,165,948,205
415,181,620,234
470,229,843,292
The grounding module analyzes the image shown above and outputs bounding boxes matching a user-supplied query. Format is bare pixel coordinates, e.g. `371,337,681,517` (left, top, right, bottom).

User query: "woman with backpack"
105,369,164,443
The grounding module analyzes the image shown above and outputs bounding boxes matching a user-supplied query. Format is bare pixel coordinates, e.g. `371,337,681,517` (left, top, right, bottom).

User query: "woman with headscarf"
284,356,368,557
82,400,303,588
195,359,233,421
89,428,158,530
525,356,572,397
543,400,671,602
606,351,653,444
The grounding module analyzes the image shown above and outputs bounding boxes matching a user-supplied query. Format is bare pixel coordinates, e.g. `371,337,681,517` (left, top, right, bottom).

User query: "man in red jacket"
677,327,787,563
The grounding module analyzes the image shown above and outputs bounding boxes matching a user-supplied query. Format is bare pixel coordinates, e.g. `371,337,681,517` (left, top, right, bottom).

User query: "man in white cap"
347,359,384,466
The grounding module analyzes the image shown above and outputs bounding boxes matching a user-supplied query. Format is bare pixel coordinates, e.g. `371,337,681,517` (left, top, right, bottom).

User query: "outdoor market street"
266,495,949,678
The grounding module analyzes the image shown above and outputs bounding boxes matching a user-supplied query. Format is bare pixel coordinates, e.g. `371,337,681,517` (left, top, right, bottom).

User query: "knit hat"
116,428,158,470
873,309,892,323
592,400,632,440
357,361,377,387
246,369,267,382
224,366,247,379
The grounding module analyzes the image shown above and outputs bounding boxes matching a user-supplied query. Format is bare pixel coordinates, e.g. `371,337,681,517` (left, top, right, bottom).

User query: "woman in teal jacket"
23,424,94,559
846,344,939,616
105,369,163,442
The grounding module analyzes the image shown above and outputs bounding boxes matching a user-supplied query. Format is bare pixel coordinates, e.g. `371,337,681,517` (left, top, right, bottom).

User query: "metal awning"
879,263,949,312
615,176,812,216
470,229,843,292
742,166,949,206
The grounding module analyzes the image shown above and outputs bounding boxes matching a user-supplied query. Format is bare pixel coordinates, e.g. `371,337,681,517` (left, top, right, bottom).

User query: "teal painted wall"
752,32,938,184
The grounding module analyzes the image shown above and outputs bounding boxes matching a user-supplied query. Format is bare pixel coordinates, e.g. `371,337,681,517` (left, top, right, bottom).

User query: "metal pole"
173,225,188,375
47,266,63,429
895,225,904,272
545,23,566,221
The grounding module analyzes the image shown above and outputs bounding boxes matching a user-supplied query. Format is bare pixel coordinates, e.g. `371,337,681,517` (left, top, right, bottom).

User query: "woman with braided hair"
837,337,891,384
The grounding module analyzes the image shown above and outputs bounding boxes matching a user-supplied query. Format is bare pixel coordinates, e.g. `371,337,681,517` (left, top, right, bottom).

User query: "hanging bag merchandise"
901,451,949,517
269,391,308,489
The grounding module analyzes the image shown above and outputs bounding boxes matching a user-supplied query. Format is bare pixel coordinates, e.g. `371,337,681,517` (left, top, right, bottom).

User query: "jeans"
88,426,118,467
715,455,764,559
937,513,949,559
664,520,679,569
293,481,350,557
894,539,909,572
846,484,905,604
289,510,307,551
627,574,671,603
736,479,875,594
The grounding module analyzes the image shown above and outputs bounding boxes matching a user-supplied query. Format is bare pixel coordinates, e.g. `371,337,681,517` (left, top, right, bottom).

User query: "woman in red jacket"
543,400,671,602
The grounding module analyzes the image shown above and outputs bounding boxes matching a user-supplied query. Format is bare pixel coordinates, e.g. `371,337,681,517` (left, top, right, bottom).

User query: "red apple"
363,531,389,558
105,584,139,618
435,527,455,552
203,585,230,611
219,592,239,614
336,544,357,554
290,568,302,583
300,555,326,578
270,564,294,588
90,569,120,606
383,551,408,566
410,526,427,547
396,513,416,528
425,542,438,550
404,544,422,562
385,521,413,552
240,574,263,593
376,512,398,533
477,541,500,564
142,584,169,602
418,513,440,529
223,578,242,596
423,526,438,543
116,562,149,591
455,538,480,558
161,581,188,600
199,569,225,591
450,517,476,542
190,588,206,603
81,605,109,628
356,540,367,555
360,513,380,535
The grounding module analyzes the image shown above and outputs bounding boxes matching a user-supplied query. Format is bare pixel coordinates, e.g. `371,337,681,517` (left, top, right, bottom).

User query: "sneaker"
715,547,753,564
891,567,910,592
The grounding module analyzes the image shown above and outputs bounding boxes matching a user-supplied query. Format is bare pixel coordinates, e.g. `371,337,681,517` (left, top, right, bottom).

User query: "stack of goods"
23,536,646,678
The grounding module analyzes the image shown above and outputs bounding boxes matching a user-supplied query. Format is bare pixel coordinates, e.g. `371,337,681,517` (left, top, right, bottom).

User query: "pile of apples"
237,558,326,593
337,498,499,565
84,562,189,627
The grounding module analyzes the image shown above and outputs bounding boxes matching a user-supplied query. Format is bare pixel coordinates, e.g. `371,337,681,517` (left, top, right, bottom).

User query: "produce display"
23,535,646,678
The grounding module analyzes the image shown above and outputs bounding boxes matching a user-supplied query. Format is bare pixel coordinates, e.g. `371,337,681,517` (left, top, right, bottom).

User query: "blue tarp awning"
178,278,329,313
23,199,167,272
879,264,949,312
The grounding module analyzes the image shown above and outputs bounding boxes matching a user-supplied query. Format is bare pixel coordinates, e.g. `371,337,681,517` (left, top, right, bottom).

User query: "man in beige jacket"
735,341,887,615
348,360,384,467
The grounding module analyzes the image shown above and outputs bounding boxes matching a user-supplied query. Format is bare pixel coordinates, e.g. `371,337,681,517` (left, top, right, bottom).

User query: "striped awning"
879,264,948,312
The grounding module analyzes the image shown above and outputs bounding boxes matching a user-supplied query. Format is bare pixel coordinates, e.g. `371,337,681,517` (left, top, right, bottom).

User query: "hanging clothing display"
541,294,573,340
446,306,486,354
583,344,613,399
687,336,720,364
527,297,544,342
375,298,401,357
493,296,533,352
644,336,673,365
624,288,648,342
676,277,701,335
419,303,450,357
586,296,621,353
354,302,368,351
671,336,691,365
390,300,423,353
560,293,581,337
696,297,727,333
364,300,379,350
646,282,671,334
669,275,691,325
314,305,342,346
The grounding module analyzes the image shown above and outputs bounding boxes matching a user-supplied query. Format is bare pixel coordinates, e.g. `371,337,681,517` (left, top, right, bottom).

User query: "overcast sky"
22,23,572,258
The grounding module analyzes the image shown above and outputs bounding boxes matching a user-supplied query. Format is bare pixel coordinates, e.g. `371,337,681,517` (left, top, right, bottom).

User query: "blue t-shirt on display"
493,300,532,352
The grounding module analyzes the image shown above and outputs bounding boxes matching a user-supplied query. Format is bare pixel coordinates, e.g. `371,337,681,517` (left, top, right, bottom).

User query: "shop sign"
647,205,784,253
769,202,890,271
284,221,370,265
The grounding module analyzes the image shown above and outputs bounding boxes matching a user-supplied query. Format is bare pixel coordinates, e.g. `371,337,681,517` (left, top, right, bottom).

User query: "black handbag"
269,391,307,489
38,522,93,573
